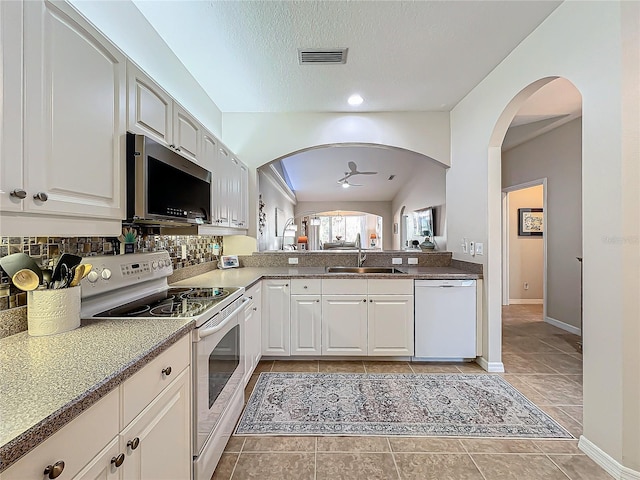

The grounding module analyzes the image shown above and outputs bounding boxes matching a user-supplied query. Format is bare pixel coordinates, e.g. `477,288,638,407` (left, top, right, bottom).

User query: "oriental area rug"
235,373,572,439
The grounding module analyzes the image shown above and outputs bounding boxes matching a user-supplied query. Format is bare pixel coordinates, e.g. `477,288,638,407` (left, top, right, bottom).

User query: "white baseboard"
545,316,581,335
508,298,543,305
476,357,505,373
579,436,640,479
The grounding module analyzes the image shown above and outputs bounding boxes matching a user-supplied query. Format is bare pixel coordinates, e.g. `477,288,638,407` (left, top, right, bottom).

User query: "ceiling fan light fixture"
348,94,363,106
341,181,350,188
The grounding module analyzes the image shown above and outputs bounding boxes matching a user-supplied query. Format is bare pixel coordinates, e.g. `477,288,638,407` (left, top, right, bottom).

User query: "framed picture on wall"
518,208,543,236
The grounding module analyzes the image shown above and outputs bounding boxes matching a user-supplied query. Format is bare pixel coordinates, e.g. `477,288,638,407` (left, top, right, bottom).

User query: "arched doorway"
490,76,584,436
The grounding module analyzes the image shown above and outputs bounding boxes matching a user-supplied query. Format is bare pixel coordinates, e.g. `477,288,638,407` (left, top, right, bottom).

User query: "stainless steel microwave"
126,133,211,226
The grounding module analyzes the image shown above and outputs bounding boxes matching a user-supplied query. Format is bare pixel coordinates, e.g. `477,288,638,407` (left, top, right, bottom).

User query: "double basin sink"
325,266,406,274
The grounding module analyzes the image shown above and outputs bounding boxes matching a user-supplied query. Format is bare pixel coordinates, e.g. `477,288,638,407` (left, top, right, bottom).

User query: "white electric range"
80,251,246,480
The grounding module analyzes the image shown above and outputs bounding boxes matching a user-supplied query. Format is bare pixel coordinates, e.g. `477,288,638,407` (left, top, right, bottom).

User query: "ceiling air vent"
298,48,348,65
388,175,396,181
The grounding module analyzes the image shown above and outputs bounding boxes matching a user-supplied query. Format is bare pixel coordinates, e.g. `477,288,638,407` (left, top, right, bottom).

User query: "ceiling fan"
337,161,378,183
338,178,363,188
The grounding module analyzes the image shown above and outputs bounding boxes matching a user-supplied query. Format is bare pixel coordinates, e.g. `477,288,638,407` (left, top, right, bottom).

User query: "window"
318,214,367,245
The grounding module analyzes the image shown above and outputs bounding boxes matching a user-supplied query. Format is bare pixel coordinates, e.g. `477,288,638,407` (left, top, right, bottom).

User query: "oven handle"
197,297,248,339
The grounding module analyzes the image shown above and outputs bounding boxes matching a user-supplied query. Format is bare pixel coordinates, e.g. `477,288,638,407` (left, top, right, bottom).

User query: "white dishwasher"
414,279,477,360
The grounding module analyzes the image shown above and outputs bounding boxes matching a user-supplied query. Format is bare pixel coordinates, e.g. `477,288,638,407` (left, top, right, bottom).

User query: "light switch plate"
392,258,403,265
288,257,299,264
408,258,418,265
476,243,484,255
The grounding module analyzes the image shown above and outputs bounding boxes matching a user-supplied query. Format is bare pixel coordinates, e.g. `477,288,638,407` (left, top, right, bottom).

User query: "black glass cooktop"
94,287,239,318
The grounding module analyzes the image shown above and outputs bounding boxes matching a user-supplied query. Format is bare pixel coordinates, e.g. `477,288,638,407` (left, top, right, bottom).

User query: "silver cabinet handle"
10,189,27,199
33,192,48,202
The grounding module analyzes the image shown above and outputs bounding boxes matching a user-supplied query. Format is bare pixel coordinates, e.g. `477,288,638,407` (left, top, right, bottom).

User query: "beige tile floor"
213,305,612,479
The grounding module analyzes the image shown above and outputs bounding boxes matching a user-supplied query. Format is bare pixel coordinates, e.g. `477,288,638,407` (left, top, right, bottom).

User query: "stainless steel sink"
325,266,406,274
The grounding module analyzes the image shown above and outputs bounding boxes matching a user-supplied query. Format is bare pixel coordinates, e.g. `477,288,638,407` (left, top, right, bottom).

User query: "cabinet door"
229,158,241,227
212,146,231,226
172,104,201,163
127,62,173,146
247,282,262,369
73,437,122,480
368,295,414,356
243,298,261,385
261,279,290,356
321,295,368,355
200,131,218,173
0,0,24,213
238,162,249,229
291,295,322,355
120,368,191,480
23,0,125,219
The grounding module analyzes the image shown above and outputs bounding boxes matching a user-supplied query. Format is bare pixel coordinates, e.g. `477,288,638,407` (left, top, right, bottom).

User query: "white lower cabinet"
321,295,368,355
1,336,191,480
367,295,414,356
261,279,290,356
244,282,262,386
120,368,191,480
291,295,322,355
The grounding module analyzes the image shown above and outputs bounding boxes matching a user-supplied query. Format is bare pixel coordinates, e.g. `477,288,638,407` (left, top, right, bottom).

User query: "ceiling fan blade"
347,161,358,173
337,173,351,182
357,171,378,175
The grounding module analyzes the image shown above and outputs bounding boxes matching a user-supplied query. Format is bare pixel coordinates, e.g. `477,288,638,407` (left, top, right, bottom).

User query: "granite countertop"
0,318,194,472
170,265,480,289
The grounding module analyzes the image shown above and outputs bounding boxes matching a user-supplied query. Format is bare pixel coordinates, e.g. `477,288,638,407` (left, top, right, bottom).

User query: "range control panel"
80,251,173,299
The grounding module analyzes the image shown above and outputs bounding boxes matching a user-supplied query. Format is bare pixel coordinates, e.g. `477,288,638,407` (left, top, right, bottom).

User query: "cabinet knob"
44,461,65,479
363,299,366,302
162,366,172,376
10,189,27,199
285,284,289,287
33,192,48,202
169,144,176,149
111,454,125,468
127,437,140,450
253,306,257,311
316,299,320,303
303,285,308,289
369,299,373,302
248,296,253,299
176,147,181,152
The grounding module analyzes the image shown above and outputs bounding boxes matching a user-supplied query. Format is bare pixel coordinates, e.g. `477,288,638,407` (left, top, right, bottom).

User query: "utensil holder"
27,286,81,336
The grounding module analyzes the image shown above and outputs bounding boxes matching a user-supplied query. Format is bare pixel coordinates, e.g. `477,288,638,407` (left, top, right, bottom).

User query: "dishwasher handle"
415,279,476,288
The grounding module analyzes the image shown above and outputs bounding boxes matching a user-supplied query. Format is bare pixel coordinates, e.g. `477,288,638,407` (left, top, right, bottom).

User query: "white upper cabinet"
0,0,126,234
172,104,201,163
200,131,219,174
127,62,173,146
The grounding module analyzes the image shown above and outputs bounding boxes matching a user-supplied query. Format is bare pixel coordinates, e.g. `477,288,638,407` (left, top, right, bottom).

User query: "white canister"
27,286,81,336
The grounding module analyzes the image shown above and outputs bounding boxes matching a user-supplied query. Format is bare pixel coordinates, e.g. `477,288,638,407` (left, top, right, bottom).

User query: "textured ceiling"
133,0,561,113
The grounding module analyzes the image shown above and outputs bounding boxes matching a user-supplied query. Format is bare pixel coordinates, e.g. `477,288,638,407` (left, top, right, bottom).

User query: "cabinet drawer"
121,335,190,427
291,278,321,295
368,279,413,295
2,389,119,479
322,279,367,295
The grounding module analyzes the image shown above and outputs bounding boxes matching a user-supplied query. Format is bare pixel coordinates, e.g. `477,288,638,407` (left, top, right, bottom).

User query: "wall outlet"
288,257,299,265
408,258,418,265
392,258,403,265
524,282,529,290
180,245,187,260
476,242,484,255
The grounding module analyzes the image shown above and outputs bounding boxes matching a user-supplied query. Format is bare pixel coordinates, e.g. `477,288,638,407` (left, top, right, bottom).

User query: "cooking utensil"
12,269,40,291
69,265,85,287
51,254,82,283
81,264,92,279
41,269,53,289
0,253,43,284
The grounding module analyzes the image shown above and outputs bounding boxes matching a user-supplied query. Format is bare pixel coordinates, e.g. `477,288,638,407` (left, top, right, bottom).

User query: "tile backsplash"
0,234,222,311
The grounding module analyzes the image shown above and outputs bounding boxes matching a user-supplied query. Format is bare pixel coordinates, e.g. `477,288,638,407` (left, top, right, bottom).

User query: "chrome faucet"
355,233,367,267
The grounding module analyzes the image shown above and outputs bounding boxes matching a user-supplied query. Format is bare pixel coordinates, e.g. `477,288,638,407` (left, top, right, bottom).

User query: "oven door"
193,298,247,455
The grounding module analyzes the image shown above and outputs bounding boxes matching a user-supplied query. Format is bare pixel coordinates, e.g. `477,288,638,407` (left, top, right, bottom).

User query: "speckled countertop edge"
0,320,194,472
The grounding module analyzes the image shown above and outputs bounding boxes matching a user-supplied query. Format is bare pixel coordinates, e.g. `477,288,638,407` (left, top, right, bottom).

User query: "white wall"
258,170,296,251
69,0,223,137
448,1,639,472
222,112,451,168
507,186,544,301
504,119,582,328
390,159,447,250
295,201,392,249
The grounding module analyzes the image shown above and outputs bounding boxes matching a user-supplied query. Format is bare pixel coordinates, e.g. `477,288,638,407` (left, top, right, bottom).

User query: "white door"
73,438,122,480
261,280,290,356
120,369,191,480
291,295,322,355
172,105,200,163
321,295,368,355
127,62,172,146
368,295,414,356
23,0,126,219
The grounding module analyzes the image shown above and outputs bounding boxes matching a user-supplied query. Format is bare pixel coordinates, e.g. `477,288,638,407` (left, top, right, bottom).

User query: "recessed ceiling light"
348,94,363,106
